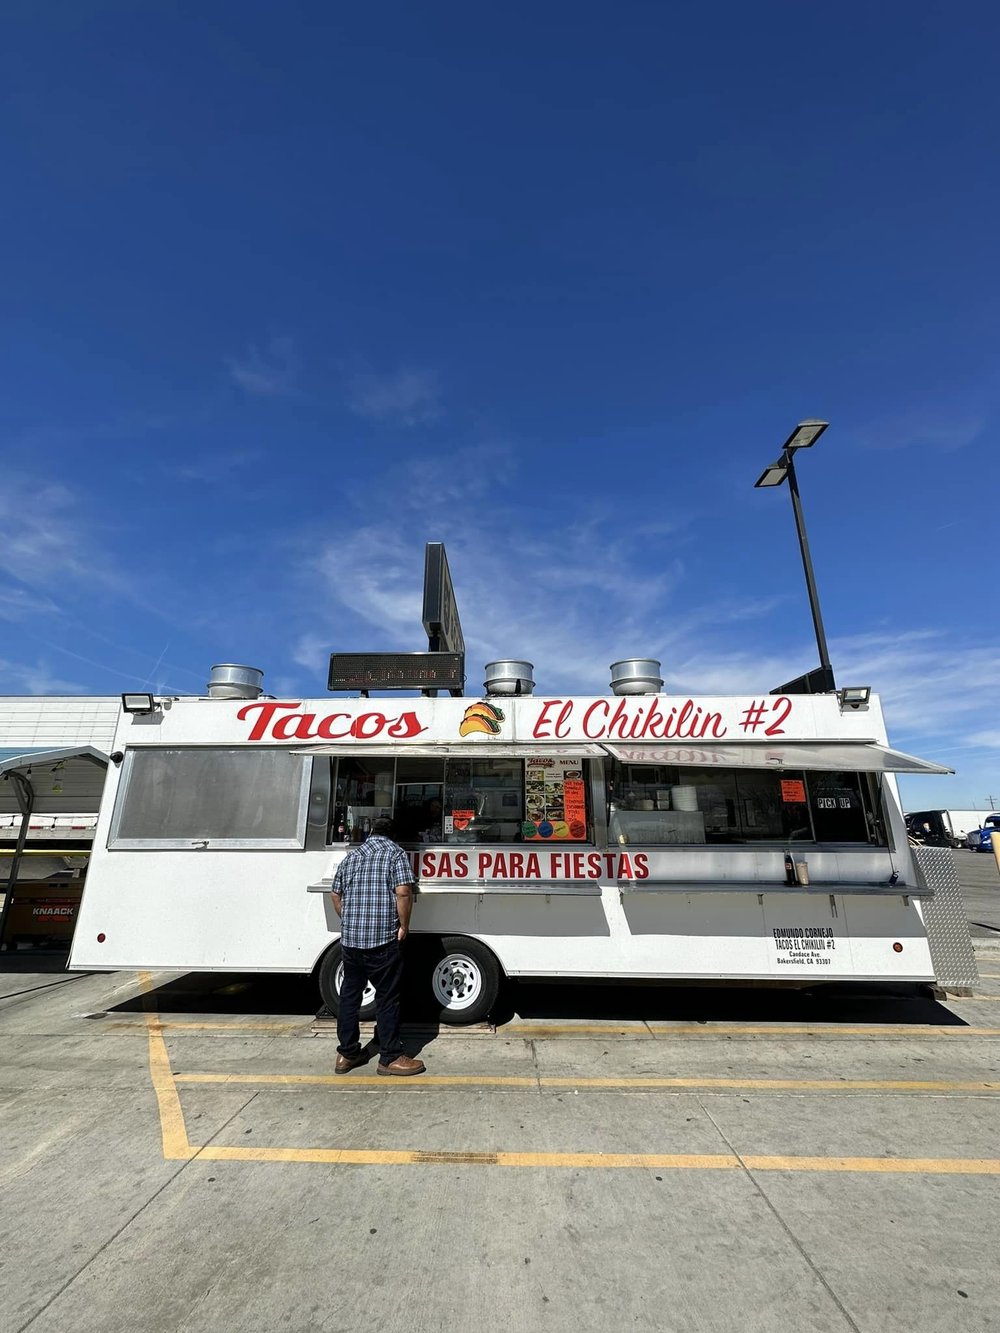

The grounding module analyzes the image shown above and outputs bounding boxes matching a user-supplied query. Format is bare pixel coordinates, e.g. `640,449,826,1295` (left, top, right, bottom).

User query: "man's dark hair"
371,817,395,837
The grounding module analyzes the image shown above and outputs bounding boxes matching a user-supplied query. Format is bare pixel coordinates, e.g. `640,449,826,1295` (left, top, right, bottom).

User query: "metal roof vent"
207,664,264,700
610,658,663,696
484,660,535,696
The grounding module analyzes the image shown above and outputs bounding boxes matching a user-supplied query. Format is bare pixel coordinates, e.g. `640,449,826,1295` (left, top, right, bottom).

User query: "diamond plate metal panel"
912,846,979,990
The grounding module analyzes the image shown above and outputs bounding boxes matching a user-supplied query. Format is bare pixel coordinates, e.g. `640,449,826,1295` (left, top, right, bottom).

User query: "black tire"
427,936,502,1025
317,941,378,1021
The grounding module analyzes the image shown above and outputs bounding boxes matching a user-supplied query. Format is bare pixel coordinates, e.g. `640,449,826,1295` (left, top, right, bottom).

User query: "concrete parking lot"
2,852,999,1333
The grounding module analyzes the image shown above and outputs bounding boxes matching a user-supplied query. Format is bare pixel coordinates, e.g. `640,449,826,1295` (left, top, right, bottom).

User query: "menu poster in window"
523,759,587,840
780,780,807,804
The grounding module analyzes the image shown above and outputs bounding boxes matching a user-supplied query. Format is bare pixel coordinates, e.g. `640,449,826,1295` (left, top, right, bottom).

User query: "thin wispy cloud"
347,364,442,426
0,476,125,594
0,657,82,695
855,407,986,453
292,445,689,692
0,586,61,622
834,629,1000,742
226,337,298,396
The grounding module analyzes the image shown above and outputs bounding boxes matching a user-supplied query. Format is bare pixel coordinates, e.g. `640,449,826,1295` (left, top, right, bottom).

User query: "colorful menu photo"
522,759,587,840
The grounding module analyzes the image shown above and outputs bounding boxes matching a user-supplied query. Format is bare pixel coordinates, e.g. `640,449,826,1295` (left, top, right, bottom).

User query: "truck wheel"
428,937,502,1025
317,942,378,1021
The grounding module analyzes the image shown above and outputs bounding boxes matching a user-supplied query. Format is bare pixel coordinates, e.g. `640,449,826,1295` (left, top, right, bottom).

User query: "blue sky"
1,1,997,809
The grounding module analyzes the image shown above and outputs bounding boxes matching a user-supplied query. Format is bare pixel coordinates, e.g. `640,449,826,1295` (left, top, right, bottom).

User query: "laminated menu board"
522,758,588,841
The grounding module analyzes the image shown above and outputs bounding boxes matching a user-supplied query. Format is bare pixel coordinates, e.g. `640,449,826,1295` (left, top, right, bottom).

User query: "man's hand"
394,883,413,941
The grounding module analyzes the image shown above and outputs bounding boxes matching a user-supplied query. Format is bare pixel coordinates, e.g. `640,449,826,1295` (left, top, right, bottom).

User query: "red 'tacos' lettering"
237,701,427,743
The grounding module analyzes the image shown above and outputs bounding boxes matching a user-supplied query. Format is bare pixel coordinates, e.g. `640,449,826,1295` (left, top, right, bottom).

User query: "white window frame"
108,747,313,850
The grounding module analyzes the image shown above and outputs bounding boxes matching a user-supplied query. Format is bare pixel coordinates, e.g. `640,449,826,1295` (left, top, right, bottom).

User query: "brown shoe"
377,1055,426,1077
335,1052,369,1074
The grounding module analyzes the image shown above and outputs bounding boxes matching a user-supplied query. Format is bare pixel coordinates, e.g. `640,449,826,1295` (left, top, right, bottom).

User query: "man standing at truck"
330,816,425,1076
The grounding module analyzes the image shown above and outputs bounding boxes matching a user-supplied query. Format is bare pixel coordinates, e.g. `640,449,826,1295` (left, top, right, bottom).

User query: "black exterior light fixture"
121,692,157,714
838,686,871,711
754,420,836,694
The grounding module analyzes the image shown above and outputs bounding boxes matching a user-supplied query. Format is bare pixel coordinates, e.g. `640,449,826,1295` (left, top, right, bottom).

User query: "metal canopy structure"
0,746,109,950
292,743,606,759
600,740,953,775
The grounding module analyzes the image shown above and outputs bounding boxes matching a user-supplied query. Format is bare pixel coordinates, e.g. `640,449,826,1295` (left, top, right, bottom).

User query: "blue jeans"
337,940,404,1065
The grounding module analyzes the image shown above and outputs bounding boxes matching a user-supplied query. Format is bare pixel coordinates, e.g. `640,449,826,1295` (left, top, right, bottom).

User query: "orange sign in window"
780,780,807,803
563,779,587,838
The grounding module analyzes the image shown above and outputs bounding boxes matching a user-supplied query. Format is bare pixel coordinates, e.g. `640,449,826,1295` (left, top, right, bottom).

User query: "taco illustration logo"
458,701,505,737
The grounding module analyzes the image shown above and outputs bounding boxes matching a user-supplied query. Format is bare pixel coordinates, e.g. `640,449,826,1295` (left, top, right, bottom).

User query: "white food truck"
70,660,956,1022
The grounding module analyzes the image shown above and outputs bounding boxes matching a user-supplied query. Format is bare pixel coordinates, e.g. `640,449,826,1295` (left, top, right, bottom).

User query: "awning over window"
292,743,606,759
0,746,110,816
601,741,952,775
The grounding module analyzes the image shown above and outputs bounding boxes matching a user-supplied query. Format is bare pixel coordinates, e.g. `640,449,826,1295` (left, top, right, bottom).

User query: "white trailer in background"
69,663,973,1021
906,808,996,848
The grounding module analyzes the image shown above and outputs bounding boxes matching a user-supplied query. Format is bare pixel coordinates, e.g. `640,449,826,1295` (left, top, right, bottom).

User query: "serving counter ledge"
618,880,924,896
308,879,922,897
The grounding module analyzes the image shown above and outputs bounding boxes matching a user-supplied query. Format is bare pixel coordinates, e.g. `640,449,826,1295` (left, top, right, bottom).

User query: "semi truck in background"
966,812,1000,853
905,808,997,849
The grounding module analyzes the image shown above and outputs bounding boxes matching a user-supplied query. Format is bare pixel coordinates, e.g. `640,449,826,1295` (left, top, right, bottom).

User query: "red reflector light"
97,933,106,943
892,942,903,953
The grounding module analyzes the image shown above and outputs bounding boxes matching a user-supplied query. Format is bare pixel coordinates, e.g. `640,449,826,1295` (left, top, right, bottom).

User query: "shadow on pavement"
0,950,73,975
494,977,967,1026
110,968,969,1028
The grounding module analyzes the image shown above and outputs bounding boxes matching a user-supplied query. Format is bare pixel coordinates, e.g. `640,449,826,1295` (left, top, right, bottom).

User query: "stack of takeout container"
670,786,699,811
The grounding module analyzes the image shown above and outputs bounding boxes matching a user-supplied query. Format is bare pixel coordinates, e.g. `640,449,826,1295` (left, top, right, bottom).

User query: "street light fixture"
782,420,829,452
754,460,789,489
754,420,835,693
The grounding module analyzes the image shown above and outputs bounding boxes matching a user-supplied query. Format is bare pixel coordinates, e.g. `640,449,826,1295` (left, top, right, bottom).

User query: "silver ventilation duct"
207,664,264,700
610,658,663,696
484,660,535,696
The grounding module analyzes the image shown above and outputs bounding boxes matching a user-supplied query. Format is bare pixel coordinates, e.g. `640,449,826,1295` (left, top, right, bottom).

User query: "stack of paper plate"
671,785,699,811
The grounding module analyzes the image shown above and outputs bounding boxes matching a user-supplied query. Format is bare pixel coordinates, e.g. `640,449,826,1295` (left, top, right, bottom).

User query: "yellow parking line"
111,1020,304,1032
139,976,196,1161
176,1072,537,1087
740,1155,1000,1175
139,993,1000,1175
503,1024,649,1036
514,1023,1000,1038
177,1145,1000,1173
173,1071,1000,1093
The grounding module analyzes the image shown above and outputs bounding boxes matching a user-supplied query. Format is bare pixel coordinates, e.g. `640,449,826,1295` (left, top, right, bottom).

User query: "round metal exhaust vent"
483,660,535,696
207,664,264,700
610,658,663,696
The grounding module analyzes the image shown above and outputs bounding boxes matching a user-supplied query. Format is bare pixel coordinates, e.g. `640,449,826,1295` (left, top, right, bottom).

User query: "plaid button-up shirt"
332,836,416,949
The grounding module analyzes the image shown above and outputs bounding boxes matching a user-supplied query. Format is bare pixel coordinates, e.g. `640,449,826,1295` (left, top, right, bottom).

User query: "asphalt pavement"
956,845,1000,938
1,853,999,1333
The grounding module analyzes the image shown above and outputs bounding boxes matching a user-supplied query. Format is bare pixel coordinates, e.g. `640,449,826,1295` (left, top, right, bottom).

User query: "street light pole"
782,448,835,691
754,420,835,693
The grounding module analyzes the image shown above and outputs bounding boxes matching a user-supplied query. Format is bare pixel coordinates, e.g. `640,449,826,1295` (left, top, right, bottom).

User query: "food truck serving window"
607,761,882,846
330,754,592,845
109,748,312,849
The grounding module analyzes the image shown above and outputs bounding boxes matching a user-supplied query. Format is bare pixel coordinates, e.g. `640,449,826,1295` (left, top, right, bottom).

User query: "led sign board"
327,652,465,693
